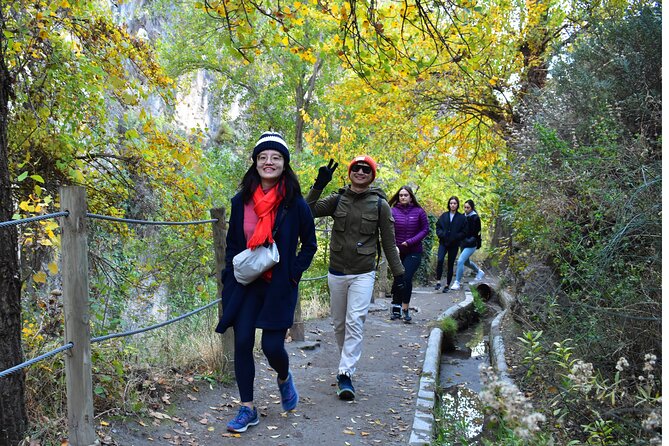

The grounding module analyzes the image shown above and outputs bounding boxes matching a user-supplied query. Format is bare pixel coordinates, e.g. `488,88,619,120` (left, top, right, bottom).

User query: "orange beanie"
348,155,377,180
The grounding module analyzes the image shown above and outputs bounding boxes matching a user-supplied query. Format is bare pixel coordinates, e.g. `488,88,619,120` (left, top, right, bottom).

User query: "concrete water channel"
409,281,508,445
437,316,491,444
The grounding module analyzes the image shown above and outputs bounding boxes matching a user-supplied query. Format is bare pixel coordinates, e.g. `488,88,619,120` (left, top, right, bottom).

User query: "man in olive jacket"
306,155,406,401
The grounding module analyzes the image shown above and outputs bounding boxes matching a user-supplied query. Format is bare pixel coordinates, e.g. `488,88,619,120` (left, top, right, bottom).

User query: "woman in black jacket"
434,196,466,292
450,199,485,290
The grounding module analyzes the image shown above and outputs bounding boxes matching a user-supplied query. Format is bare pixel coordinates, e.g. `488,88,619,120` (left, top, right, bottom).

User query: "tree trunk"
294,57,323,154
0,15,28,444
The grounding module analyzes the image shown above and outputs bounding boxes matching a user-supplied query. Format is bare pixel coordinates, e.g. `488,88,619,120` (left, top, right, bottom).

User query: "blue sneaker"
336,373,355,400
278,371,299,411
226,405,259,433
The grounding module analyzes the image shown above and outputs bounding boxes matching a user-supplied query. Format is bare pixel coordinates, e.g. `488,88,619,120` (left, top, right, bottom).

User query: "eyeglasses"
351,164,372,174
257,153,284,164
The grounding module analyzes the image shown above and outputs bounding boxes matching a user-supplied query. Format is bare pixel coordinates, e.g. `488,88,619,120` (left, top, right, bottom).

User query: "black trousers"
436,243,460,286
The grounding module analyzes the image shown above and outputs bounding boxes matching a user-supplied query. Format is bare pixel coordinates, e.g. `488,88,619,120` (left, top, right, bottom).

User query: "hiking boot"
434,282,441,290
390,304,402,320
227,406,259,433
336,373,356,400
402,308,412,323
450,281,461,290
278,371,299,411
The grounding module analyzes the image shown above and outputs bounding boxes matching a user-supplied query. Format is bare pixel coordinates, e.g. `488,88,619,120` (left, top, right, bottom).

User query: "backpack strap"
375,196,382,269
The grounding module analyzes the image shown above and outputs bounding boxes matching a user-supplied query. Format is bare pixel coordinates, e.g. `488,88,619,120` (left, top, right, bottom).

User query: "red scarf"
247,180,285,281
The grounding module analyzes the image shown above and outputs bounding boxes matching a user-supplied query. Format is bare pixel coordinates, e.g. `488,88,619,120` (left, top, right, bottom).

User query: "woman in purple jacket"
388,186,430,322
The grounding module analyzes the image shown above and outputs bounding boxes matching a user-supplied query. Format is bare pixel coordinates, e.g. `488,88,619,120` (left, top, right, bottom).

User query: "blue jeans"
455,247,480,283
392,252,422,305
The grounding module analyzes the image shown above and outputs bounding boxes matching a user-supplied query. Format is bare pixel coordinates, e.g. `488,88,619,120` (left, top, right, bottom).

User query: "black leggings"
436,243,460,286
232,289,289,403
392,252,422,305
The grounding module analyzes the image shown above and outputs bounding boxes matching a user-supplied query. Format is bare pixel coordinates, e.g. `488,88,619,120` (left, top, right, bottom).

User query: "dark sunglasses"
351,164,372,174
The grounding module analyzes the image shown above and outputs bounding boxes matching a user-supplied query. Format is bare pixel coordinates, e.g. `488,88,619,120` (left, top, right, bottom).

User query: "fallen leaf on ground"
149,411,172,420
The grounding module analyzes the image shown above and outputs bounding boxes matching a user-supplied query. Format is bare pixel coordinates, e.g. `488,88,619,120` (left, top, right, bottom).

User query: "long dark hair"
389,185,421,208
239,161,302,205
464,199,475,211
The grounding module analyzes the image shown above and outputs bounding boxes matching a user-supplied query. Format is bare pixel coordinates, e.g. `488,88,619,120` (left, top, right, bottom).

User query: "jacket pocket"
462,236,477,248
333,209,347,232
360,212,379,234
356,245,376,257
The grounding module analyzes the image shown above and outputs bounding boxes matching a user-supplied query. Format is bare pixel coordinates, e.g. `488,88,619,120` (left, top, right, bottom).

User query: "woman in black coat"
215,132,317,433
434,196,466,292
450,199,485,290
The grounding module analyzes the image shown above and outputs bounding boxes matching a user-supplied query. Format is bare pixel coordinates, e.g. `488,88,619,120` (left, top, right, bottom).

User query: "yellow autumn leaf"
100,420,109,426
48,262,58,275
282,36,289,46
70,169,85,183
33,271,47,283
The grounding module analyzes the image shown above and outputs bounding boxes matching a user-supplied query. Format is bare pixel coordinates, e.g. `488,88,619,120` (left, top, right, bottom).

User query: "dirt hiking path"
108,286,460,445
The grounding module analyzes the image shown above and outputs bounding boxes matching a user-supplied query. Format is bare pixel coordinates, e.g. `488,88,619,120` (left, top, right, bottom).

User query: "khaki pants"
327,271,376,376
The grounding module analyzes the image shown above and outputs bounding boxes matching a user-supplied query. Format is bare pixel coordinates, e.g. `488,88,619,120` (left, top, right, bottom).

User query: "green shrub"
440,317,458,350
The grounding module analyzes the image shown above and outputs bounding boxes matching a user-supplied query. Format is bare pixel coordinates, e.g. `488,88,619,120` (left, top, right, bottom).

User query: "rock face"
515,261,561,322
520,262,558,297
111,0,225,144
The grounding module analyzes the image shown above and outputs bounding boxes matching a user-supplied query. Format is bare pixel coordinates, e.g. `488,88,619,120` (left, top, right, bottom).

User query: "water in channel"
436,320,489,444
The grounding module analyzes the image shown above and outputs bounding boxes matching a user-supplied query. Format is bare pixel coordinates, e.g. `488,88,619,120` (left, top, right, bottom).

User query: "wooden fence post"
210,207,234,372
60,186,97,446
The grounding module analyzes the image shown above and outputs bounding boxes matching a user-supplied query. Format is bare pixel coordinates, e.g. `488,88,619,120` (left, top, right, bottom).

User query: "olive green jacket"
306,185,405,277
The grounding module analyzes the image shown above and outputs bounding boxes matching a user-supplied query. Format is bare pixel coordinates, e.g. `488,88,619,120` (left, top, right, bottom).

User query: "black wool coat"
435,211,466,247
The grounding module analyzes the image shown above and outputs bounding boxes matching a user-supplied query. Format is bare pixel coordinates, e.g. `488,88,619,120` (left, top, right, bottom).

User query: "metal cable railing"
0,343,73,379
0,211,69,228
91,299,221,343
0,298,222,378
87,213,218,226
302,274,328,281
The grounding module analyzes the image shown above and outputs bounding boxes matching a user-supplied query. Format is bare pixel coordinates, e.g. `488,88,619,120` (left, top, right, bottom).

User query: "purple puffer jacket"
392,204,430,255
